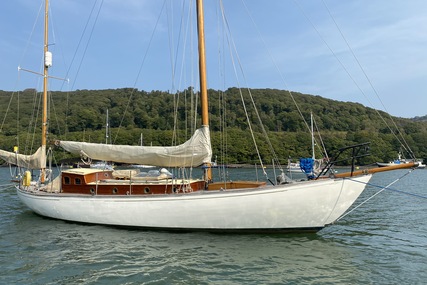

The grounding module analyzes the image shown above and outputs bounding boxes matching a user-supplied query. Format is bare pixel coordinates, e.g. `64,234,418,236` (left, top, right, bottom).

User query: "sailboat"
2,0,418,233
88,109,114,170
376,152,426,169
287,112,324,176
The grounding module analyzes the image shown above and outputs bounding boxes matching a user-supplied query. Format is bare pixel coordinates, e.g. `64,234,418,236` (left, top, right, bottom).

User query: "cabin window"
172,187,178,193
112,187,118,194
64,176,71,185
144,187,150,194
90,188,95,195
75,178,81,185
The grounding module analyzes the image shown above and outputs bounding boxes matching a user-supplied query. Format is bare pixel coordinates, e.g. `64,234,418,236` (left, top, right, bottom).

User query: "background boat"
377,152,426,169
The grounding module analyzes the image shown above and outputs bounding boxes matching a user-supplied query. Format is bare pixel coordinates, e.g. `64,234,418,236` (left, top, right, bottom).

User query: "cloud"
2,0,426,117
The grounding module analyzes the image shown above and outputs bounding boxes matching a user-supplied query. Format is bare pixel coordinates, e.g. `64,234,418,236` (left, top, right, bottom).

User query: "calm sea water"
0,166,426,284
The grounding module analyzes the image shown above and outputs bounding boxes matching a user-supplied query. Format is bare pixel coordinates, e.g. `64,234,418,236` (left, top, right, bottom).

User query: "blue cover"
299,158,315,179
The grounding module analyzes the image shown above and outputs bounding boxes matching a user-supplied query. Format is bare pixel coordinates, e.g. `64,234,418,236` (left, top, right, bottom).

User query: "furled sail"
58,126,212,167
0,146,46,169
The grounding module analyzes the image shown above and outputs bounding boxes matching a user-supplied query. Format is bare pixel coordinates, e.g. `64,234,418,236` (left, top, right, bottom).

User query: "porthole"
144,187,150,194
112,187,118,194
104,173,109,178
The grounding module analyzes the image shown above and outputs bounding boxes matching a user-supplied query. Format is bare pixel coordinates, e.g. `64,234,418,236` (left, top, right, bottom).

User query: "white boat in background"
130,164,155,169
376,152,405,167
416,161,426,169
0,0,418,233
90,161,114,171
89,109,114,170
286,162,302,173
408,160,425,169
287,113,327,176
377,152,425,169
129,134,155,169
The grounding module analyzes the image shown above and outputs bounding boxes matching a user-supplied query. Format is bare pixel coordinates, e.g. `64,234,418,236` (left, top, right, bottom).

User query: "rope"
113,0,167,144
336,170,415,222
320,0,416,160
292,0,416,160
218,1,268,177
364,181,427,200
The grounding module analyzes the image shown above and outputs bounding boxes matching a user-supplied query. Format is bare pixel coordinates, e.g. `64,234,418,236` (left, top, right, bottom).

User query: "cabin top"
61,168,111,176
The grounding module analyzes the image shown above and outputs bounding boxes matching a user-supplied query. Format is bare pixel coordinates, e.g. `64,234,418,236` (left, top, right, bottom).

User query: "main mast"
196,0,212,181
41,0,50,183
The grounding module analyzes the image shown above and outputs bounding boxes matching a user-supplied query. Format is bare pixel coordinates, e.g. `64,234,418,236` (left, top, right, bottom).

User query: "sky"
1,0,426,118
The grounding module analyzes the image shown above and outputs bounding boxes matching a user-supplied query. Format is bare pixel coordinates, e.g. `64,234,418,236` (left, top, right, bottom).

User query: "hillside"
0,88,426,164
412,115,427,122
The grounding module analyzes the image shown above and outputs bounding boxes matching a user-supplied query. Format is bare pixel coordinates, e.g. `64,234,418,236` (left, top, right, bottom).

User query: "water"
1,166,426,284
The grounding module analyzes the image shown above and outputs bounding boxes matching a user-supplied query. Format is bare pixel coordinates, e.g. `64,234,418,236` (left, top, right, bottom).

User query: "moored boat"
1,0,420,233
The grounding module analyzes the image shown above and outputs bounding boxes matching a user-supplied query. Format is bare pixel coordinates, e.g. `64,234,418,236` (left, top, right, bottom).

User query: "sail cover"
0,146,46,169
58,126,212,167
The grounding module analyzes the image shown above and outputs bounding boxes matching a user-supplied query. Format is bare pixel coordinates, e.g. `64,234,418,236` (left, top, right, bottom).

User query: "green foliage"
1,88,426,165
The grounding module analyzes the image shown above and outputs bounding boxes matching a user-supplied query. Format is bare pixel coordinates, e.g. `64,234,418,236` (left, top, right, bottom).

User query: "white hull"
286,166,303,173
286,162,302,173
377,161,426,169
17,175,372,232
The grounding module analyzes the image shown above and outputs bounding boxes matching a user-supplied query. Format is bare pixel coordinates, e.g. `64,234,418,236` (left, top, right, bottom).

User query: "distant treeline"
0,88,426,164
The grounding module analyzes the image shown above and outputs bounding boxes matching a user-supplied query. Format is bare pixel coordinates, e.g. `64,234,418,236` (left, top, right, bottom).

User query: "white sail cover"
0,146,46,169
58,126,212,167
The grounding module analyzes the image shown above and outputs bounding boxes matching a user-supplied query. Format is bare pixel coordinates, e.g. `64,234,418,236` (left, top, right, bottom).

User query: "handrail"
316,142,370,179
